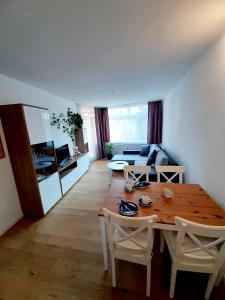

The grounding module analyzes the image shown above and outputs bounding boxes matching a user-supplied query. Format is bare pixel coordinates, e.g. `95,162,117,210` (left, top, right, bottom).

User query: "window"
108,103,147,143
80,106,98,161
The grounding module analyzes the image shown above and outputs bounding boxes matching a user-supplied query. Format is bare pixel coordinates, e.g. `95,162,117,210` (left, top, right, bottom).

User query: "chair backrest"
174,216,225,266
124,165,151,183
102,208,157,254
155,165,185,183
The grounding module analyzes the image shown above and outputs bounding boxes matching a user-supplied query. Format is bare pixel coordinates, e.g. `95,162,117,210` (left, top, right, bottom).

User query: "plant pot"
106,153,113,160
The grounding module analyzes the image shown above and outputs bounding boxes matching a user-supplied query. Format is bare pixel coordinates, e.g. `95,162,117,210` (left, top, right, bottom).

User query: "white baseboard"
0,214,23,237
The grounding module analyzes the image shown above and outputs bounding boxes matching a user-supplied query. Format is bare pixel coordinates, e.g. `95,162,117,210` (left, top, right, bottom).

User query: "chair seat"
164,230,218,261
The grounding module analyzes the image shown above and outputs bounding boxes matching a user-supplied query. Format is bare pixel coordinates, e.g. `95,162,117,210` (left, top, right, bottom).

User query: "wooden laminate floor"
0,160,224,300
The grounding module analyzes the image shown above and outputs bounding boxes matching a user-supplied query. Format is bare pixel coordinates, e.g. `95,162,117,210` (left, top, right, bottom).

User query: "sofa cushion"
111,154,147,165
123,150,141,155
134,160,148,166
133,168,157,181
139,144,150,156
158,146,178,166
155,150,169,166
146,149,158,166
148,144,159,156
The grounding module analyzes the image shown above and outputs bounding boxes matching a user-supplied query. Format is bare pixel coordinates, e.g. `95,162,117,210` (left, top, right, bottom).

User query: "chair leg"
205,272,217,300
215,262,225,287
100,217,108,271
160,230,165,253
111,254,116,287
170,263,177,298
146,261,151,297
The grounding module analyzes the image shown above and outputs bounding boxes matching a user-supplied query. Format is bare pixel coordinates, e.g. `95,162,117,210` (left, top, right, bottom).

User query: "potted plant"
105,142,113,160
51,108,83,143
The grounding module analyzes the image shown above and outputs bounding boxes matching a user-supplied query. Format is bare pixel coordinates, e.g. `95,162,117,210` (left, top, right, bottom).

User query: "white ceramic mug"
125,181,133,191
163,188,173,198
141,195,151,205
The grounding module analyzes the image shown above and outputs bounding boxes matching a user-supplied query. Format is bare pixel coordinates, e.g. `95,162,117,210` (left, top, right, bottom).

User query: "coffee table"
106,160,129,183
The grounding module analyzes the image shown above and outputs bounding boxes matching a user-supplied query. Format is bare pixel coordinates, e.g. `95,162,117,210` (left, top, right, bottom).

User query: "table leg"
108,168,112,184
100,216,108,271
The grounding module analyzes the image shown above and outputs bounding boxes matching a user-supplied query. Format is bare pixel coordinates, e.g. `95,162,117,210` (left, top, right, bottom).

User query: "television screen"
31,141,58,181
55,144,70,167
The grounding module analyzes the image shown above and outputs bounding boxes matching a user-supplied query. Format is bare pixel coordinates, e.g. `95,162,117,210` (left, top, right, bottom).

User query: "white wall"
0,73,78,235
163,33,225,209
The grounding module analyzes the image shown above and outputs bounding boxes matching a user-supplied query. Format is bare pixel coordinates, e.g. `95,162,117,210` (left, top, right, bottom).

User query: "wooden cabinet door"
23,106,53,145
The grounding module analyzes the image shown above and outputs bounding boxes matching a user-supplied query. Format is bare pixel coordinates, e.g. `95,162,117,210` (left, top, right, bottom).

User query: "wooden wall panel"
0,134,5,159
0,104,44,217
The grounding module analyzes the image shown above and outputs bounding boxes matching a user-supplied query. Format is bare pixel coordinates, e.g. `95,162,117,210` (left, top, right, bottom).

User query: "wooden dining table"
98,178,225,270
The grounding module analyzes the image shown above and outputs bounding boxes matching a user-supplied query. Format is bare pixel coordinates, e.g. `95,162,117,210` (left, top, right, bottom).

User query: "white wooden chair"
156,166,185,253
155,165,185,183
102,208,157,297
161,216,225,299
215,260,225,286
124,165,151,183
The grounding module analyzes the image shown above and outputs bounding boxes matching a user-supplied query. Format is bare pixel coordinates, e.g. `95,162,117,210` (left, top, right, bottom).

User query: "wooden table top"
99,179,225,226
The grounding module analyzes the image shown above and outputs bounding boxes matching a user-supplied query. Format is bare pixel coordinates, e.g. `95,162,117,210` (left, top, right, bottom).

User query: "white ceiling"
0,0,225,107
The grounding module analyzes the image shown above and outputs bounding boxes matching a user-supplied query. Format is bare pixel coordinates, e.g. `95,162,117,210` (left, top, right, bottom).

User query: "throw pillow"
146,149,157,166
140,144,151,156
155,151,169,166
148,144,159,157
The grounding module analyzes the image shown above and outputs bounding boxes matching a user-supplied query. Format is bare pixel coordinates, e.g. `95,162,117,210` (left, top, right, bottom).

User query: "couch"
111,144,178,182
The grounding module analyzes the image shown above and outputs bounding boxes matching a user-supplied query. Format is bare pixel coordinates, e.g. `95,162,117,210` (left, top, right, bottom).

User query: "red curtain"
94,107,110,159
147,100,163,144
